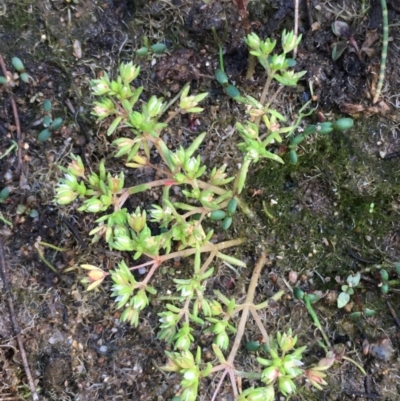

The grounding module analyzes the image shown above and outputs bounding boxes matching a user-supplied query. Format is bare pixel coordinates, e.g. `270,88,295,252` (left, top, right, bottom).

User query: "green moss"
248,120,398,277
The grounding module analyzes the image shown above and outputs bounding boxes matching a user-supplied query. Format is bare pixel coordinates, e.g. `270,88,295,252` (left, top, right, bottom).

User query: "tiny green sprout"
227,198,237,216
333,117,354,131
38,129,52,142
224,84,240,98
245,340,263,352
369,202,375,214
0,187,10,202
302,125,316,137
380,269,389,294
119,61,140,84
381,283,389,294
38,117,64,142
281,29,302,54
43,99,52,113
293,287,305,300
50,117,63,130
209,210,226,221
179,86,208,113
221,216,233,230
43,115,52,127
290,134,305,146
215,69,229,87
151,43,167,54
257,329,307,396
316,122,334,135
289,149,298,164
364,308,376,317
136,43,167,56
0,76,7,85
349,311,363,320
12,57,25,72
274,70,307,86
236,385,275,401
136,47,149,56
338,272,360,308
19,73,30,83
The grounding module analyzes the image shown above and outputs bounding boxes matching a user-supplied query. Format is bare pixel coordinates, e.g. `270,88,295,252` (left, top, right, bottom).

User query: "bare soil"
1,1,400,400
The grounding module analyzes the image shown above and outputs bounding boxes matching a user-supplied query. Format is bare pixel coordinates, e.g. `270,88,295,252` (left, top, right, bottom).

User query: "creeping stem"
373,0,388,104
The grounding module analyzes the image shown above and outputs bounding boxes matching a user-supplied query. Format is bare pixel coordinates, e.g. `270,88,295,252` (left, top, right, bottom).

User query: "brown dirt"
1,1,400,400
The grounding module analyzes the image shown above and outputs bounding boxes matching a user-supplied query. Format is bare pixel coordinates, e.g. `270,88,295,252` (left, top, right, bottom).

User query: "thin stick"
0,238,39,401
372,0,388,104
293,0,299,58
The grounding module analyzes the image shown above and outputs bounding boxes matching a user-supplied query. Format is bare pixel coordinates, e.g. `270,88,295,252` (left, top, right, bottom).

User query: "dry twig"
0,238,40,401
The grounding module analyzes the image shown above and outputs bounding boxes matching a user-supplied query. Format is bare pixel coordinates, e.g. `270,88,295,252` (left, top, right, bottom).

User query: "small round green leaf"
227,199,237,215
0,187,10,200
151,43,167,54
43,115,52,127
43,100,52,112
349,312,362,320
307,293,320,303
12,57,25,72
380,269,389,282
286,58,296,67
0,76,7,84
290,134,304,146
38,128,52,141
20,73,30,83
136,47,149,56
209,210,226,221
224,85,240,99
337,292,350,308
245,341,261,352
289,149,298,164
221,216,232,230
303,125,317,136
381,283,389,294
333,117,354,132
293,287,304,300
30,209,39,218
215,69,229,86
50,117,63,130
317,122,334,135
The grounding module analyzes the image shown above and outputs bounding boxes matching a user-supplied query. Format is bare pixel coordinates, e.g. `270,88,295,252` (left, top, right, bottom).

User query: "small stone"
370,338,394,362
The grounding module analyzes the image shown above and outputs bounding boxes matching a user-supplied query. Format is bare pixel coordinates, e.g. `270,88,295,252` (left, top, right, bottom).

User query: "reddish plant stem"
211,252,268,400
226,252,267,365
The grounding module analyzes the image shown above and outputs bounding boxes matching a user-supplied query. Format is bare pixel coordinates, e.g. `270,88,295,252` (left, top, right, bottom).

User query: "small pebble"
370,338,394,362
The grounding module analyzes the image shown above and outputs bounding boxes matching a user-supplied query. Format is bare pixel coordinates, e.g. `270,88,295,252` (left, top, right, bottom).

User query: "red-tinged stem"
141,261,160,287
118,179,177,207
211,253,268,400
142,238,244,266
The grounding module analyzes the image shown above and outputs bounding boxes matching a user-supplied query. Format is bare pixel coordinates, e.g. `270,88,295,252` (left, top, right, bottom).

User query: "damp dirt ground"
1,1,400,400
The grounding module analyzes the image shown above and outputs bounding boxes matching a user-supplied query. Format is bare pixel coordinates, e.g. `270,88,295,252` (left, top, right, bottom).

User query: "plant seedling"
338,272,361,308
331,20,361,61
0,57,31,86
38,100,64,141
136,37,167,57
